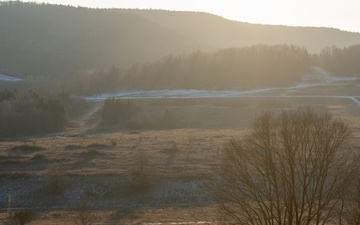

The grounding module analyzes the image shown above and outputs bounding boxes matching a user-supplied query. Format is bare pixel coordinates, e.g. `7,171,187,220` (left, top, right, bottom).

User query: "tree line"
0,90,67,137
70,44,312,93
121,45,310,90
70,44,360,94
315,45,360,76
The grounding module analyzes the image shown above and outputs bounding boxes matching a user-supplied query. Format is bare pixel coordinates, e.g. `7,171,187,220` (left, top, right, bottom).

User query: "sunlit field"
1,90,360,224
1,2,360,224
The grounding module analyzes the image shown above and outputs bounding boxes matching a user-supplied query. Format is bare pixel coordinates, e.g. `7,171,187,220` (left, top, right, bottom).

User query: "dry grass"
0,94,360,224
0,206,221,225
0,128,243,177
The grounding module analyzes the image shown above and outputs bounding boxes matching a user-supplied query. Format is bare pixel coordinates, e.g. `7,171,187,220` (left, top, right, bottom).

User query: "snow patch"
84,89,274,101
302,66,357,83
84,84,324,101
0,74,23,82
83,66,359,108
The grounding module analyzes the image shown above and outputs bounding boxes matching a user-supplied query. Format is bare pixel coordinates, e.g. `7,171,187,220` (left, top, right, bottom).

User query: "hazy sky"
7,0,360,33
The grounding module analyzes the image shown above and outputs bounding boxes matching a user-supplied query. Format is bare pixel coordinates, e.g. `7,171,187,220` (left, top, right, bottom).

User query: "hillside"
0,2,208,77
1,2,360,78
130,10,360,53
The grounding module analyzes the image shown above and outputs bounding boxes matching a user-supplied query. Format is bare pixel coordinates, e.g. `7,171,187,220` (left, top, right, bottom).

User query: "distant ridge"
128,9,360,53
0,2,360,77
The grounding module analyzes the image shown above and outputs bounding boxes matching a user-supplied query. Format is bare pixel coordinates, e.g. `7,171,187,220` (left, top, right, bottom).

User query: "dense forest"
1,1,360,79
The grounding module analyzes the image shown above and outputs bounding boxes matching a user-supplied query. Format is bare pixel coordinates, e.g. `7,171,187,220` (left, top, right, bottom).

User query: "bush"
79,149,104,158
45,165,68,194
31,153,47,160
155,110,178,129
101,98,139,125
14,210,33,225
101,98,179,130
126,111,150,129
129,150,156,191
9,145,46,153
74,204,98,225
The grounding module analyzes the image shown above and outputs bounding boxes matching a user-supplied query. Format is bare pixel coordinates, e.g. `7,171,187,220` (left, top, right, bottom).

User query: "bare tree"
74,204,97,225
342,178,360,225
213,107,358,225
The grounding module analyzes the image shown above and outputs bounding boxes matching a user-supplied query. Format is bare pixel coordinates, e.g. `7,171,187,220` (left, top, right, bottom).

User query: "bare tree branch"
212,107,358,225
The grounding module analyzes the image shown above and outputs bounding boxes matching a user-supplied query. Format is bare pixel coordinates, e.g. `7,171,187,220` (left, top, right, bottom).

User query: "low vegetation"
8,145,46,153
129,149,156,191
74,204,98,225
102,98,140,125
0,104,360,223
14,210,33,225
101,98,178,130
45,165,68,194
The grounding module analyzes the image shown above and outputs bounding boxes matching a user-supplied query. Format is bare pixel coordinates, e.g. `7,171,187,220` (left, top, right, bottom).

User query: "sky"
6,0,360,33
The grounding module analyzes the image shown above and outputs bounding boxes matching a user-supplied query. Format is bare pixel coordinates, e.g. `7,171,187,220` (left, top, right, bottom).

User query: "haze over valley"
1,1,360,224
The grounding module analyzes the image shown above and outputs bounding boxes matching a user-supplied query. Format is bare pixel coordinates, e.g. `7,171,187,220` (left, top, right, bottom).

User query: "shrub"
31,153,47,160
101,98,139,125
9,145,46,153
129,150,156,191
14,210,33,225
45,165,68,194
155,110,178,129
79,149,104,158
74,204,98,225
86,143,110,149
64,144,82,150
101,98,179,130
127,111,150,129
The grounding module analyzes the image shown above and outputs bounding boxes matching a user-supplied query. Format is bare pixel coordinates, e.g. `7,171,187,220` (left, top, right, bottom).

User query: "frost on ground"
0,175,210,211
0,74,23,82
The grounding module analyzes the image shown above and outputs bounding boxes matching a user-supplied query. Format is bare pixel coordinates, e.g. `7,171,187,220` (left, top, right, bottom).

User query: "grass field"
1,94,360,224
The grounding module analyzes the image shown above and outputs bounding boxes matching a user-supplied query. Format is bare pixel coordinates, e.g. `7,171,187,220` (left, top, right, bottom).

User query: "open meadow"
1,81,360,224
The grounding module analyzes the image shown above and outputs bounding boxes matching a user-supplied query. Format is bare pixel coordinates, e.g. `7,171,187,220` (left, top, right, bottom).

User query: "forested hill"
0,2,208,77
1,2,360,78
